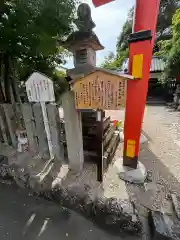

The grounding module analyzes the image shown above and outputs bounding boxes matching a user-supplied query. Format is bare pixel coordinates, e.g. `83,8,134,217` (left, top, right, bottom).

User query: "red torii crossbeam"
94,0,160,169
92,0,114,7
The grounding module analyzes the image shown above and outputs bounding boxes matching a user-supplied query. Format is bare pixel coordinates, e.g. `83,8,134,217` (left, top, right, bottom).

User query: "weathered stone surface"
0,155,13,182
9,163,29,188
177,105,180,111
33,103,50,159
146,170,153,182
116,160,147,184
49,186,142,236
150,210,180,240
150,211,170,238
22,104,38,153
34,186,142,236
61,91,84,172
171,194,180,219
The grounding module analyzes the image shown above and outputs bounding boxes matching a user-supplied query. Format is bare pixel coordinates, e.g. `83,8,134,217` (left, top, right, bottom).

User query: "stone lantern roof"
61,31,104,52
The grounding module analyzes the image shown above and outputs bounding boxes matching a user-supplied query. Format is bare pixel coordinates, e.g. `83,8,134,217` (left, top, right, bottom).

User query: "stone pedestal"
115,159,147,184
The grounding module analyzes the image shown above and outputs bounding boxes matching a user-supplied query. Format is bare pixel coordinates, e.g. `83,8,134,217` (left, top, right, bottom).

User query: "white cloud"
65,0,135,68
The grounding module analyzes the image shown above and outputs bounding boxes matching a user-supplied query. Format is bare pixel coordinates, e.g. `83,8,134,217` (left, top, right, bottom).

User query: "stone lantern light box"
70,68,134,110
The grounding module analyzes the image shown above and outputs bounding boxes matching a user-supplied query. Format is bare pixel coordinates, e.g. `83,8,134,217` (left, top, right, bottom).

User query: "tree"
101,0,179,70
156,0,179,41
101,52,116,70
101,8,132,70
0,0,78,102
116,7,133,53
158,8,180,79
53,69,68,101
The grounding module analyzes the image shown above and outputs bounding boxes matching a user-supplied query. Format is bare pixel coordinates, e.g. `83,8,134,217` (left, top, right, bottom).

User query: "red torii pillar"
123,0,160,168
93,0,160,169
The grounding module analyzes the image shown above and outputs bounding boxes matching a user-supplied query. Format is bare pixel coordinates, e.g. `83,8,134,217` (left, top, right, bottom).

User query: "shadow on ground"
0,183,138,240
125,139,180,212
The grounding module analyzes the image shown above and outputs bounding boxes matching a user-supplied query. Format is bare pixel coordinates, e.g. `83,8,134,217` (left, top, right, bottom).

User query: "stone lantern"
59,3,134,181
60,3,104,77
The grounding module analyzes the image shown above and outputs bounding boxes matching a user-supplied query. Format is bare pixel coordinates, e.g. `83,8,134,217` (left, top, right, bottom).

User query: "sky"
64,0,135,69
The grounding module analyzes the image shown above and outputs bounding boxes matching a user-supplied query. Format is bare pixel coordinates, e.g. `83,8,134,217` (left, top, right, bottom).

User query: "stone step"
171,194,180,220
149,196,180,240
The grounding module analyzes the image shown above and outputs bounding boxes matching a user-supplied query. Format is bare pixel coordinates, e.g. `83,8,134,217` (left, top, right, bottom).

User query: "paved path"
0,183,134,240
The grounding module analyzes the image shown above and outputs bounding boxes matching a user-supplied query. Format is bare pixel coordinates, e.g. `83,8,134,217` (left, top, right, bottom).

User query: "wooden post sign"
71,69,134,110
26,72,55,159
26,72,55,103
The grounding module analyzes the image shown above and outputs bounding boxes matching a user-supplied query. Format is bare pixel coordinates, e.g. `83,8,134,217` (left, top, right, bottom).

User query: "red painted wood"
92,0,114,7
123,0,160,165
176,76,180,82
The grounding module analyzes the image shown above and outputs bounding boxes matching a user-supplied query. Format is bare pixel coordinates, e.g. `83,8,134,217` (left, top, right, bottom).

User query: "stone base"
115,159,147,184
149,209,180,240
177,105,180,111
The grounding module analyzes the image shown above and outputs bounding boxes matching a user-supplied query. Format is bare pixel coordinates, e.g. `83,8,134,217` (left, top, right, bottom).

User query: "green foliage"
101,0,179,71
116,7,133,53
0,0,78,102
53,69,68,101
116,49,129,68
55,69,66,78
0,0,76,57
101,52,117,70
101,7,132,70
101,49,129,70
156,0,179,41
158,8,180,79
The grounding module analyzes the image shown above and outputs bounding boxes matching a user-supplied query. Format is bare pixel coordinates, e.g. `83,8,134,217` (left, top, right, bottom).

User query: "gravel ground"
106,105,180,211
142,106,180,193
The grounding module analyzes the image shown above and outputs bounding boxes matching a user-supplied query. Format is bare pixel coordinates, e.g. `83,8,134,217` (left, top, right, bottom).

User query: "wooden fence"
0,103,65,161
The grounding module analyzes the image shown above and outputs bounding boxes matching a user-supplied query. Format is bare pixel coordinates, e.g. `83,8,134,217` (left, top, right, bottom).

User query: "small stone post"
61,91,83,171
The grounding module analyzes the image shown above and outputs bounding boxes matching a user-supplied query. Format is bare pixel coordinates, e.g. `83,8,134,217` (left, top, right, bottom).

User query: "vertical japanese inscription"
73,74,126,109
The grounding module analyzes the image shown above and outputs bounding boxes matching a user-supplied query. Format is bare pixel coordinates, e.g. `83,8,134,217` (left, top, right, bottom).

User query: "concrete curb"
36,186,142,236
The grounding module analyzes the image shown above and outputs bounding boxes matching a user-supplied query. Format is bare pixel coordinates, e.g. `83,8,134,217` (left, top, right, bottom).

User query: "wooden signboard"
71,71,128,110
